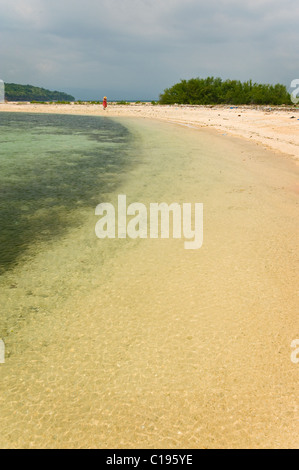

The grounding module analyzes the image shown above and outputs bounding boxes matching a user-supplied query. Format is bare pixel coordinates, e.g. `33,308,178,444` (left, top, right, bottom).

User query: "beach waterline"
0,116,298,448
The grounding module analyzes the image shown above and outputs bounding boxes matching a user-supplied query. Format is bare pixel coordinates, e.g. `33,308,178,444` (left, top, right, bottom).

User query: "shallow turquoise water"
0,112,134,274
0,114,298,448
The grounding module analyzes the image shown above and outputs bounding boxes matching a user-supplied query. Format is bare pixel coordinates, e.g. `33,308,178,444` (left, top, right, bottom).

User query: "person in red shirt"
103,96,107,110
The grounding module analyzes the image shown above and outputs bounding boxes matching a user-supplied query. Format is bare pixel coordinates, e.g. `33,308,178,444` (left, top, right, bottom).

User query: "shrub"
159,77,292,105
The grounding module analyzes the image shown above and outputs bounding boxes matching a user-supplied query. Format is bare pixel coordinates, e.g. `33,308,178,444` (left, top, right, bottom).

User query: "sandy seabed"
0,105,298,449
1,102,299,160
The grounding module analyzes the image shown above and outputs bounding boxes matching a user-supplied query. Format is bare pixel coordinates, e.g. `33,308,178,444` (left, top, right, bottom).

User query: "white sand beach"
1,0,299,450
1,103,299,162
0,106,298,449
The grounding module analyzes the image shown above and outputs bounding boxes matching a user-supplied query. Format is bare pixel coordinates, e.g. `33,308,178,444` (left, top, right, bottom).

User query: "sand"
1,102,299,161
0,108,298,449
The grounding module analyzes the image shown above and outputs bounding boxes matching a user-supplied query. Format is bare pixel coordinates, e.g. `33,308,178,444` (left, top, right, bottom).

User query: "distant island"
159,77,292,105
5,83,75,102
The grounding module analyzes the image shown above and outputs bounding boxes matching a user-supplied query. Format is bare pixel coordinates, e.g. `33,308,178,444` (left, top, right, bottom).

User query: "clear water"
0,113,298,448
0,113,134,274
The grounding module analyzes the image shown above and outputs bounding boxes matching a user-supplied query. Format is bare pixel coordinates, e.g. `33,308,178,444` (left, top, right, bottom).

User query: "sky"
0,0,298,100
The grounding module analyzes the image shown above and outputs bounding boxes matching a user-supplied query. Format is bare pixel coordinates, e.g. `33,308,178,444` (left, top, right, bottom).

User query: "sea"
0,111,298,448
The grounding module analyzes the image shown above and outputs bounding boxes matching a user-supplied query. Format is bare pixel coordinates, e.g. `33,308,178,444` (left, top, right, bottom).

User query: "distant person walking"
103,96,107,110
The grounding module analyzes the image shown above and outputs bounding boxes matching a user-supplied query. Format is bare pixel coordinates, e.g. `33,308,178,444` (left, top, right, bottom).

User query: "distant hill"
5,83,75,102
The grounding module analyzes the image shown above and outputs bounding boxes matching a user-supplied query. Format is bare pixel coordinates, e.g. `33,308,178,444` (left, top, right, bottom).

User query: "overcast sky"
0,0,298,100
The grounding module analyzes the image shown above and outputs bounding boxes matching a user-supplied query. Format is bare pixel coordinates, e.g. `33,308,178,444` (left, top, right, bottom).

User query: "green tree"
159,77,292,105
5,83,74,102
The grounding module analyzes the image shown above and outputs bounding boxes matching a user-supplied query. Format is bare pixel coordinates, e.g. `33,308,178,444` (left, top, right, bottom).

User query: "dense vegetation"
5,83,75,102
159,77,292,105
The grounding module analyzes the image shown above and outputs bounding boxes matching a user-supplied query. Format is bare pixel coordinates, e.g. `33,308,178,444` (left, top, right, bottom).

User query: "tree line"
159,77,292,105
4,83,75,102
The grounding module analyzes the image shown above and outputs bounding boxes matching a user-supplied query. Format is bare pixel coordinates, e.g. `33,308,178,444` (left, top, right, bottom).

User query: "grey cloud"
0,0,298,100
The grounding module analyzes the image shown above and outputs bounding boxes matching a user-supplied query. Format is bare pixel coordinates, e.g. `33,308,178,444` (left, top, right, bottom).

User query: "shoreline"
0,110,298,449
0,103,299,162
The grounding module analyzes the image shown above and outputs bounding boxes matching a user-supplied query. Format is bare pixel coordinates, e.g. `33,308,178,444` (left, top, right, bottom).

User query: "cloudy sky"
0,0,298,100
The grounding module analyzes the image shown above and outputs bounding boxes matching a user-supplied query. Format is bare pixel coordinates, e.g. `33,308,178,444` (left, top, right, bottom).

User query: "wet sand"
1,102,299,160
0,116,298,448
